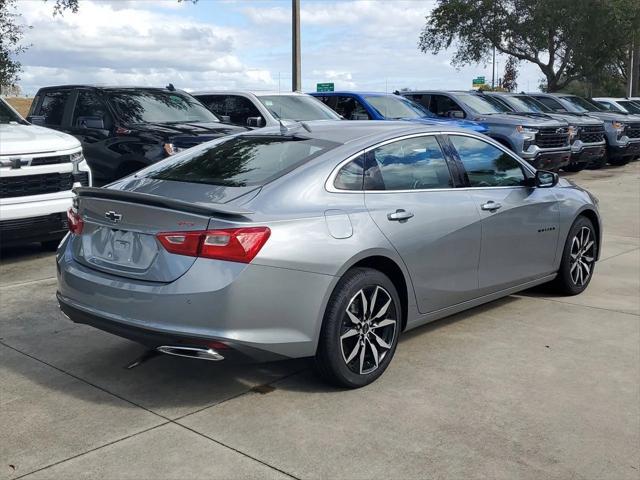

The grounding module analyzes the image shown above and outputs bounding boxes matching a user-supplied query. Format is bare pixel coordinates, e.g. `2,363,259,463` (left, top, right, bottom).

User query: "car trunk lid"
71,187,252,283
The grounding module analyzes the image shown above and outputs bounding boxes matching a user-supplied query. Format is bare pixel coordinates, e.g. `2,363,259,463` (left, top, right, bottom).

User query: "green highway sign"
472,76,486,86
316,82,334,92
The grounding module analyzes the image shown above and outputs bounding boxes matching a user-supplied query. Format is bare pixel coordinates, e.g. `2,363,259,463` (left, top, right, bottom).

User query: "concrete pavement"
1,163,638,479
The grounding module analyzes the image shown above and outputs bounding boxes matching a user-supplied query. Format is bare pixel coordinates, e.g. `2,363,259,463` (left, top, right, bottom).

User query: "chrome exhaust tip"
156,345,224,361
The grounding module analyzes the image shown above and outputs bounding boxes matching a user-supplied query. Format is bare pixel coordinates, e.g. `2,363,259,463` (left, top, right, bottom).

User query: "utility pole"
292,0,301,92
491,46,496,89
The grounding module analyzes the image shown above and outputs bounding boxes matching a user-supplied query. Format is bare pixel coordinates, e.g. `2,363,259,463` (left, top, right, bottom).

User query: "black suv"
28,85,247,185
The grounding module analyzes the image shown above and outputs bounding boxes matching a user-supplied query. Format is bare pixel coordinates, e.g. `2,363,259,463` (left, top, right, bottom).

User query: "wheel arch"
340,254,412,332
577,208,602,260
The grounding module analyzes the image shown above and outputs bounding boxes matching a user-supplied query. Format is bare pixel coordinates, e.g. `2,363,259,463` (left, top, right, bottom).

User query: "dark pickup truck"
28,85,246,185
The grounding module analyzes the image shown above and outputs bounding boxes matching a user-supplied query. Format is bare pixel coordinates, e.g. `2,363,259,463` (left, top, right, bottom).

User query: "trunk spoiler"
73,187,253,217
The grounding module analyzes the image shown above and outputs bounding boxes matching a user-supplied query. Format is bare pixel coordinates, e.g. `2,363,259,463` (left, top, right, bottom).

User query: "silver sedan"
57,121,601,387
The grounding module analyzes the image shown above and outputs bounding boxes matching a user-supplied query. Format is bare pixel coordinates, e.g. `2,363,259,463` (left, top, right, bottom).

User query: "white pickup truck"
0,97,92,249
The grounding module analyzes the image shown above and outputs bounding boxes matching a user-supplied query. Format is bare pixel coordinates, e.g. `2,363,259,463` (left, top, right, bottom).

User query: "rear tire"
550,216,598,295
315,268,401,388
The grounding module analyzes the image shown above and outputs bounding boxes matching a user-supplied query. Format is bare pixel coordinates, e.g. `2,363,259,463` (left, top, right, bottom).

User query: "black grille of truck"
31,154,72,166
578,125,605,143
534,127,569,148
625,122,640,139
0,173,75,198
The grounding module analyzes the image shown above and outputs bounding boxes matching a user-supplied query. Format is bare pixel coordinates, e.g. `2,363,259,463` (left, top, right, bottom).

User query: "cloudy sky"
14,0,545,95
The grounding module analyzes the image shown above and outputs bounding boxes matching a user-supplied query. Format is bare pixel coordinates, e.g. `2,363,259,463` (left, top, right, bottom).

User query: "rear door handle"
481,201,502,211
387,209,414,221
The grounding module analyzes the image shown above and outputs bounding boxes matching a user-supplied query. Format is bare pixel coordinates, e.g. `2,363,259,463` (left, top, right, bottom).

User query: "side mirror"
76,116,105,130
448,110,465,119
535,170,559,188
219,115,231,123
27,115,46,126
246,116,264,128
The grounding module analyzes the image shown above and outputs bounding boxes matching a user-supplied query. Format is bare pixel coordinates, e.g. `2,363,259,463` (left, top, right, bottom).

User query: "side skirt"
405,273,557,331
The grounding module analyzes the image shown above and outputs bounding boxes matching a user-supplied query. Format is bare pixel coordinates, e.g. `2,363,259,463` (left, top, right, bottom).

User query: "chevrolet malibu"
57,121,601,388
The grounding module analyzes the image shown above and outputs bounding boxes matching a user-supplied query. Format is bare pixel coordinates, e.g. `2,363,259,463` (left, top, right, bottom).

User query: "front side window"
534,96,568,112
198,95,261,126
73,90,112,128
334,97,371,120
107,89,219,124
431,95,462,117
39,90,70,125
449,135,526,187
143,135,339,187
365,136,452,190
258,95,340,121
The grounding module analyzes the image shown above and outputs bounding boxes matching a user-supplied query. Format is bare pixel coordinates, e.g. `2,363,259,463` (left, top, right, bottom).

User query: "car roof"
247,120,471,144
36,85,187,93
191,90,310,97
310,91,400,97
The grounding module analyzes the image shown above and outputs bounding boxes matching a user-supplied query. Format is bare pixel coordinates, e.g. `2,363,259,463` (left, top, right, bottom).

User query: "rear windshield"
107,89,219,125
145,135,339,186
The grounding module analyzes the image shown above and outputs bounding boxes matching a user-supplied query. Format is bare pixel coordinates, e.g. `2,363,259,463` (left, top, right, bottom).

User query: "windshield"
456,94,511,114
0,99,25,124
258,95,340,121
107,90,219,125
363,95,434,119
561,96,604,113
618,100,640,114
145,135,339,187
505,95,550,113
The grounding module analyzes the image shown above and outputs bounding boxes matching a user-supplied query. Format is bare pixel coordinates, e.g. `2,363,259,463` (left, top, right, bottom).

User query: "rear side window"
449,135,525,187
334,154,365,190
146,136,339,187
365,136,452,190
73,90,112,128
39,90,70,125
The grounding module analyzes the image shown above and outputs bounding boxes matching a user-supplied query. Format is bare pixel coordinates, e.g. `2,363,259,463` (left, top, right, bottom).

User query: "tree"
0,0,30,87
418,0,640,92
501,56,518,92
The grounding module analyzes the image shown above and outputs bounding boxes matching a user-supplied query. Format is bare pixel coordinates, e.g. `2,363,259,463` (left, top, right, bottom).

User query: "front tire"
315,268,401,388
551,216,598,295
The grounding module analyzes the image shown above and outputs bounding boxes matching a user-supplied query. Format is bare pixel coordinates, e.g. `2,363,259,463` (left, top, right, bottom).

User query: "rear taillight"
156,227,270,264
67,207,84,235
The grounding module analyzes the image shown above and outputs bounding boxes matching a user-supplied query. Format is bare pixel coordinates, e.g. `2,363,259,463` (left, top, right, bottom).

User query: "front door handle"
481,201,502,211
387,209,414,221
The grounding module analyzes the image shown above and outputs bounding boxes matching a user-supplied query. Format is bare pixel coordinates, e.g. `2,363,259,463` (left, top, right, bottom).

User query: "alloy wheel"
340,285,397,375
569,226,595,286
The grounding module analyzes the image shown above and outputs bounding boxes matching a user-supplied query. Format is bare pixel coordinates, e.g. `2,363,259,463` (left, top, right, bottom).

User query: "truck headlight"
70,151,85,173
516,125,538,141
163,143,184,156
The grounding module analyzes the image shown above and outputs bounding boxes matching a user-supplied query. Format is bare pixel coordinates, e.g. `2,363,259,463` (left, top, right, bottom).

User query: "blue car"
310,91,488,133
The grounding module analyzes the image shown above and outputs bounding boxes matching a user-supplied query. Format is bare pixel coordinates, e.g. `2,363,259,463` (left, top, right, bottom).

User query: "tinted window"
197,95,261,126
618,100,640,114
450,135,525,187
534,96,567,112
334,154,364,190
39,90,70,125
509,95,551,113
107,90,218,124
562,96,603,112
430,95,462,116
144,136,338,187
365,136,452,190
258,95,340,121
334,97,371,120
73,90,111,128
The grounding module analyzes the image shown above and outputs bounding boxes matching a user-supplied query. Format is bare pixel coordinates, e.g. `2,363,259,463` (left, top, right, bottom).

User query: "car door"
361,134,482,313
68,89,116,182
446,134,560,294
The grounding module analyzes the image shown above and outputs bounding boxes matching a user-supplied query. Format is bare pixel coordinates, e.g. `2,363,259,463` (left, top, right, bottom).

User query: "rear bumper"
56,238,335,359
57,294,288,363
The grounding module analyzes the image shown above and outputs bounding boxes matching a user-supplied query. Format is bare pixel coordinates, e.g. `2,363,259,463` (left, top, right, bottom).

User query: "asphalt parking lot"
1,163,638,480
